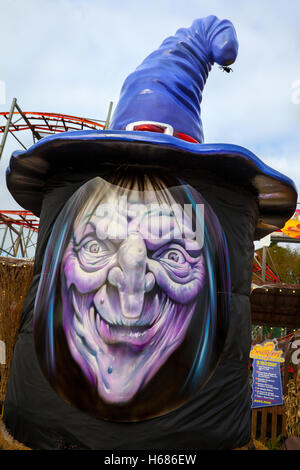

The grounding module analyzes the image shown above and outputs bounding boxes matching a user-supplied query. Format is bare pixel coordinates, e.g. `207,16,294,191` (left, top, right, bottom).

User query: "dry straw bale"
285,375,300,437
0,417,31,450
0,257,33,405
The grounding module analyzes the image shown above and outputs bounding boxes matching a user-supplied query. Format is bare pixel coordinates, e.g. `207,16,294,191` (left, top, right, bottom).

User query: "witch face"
61,189,205,404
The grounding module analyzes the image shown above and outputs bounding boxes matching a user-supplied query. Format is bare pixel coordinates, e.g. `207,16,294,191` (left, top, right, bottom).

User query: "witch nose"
108,233,155,319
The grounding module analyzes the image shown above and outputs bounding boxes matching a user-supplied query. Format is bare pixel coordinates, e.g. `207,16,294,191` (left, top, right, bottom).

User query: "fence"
251,405,286,445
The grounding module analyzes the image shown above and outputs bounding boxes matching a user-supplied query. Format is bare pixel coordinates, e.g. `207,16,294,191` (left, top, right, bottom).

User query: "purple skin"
61,198,205,404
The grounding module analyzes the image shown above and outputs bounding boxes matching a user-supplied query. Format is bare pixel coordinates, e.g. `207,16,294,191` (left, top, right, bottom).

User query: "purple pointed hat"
6,16,297,239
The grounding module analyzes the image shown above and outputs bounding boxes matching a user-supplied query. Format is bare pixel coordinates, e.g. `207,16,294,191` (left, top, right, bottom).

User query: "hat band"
125,121,199,143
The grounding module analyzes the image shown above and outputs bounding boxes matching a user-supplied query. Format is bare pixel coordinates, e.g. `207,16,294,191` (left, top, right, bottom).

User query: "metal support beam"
0,97,17,160
104,101,113,130
262,245,266,281
9,129,27,150
0,212,38,258
0,225,8,254
14,101,42,141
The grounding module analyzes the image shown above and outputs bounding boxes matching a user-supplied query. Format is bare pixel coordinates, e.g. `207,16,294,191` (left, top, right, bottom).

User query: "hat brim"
6,130,297,240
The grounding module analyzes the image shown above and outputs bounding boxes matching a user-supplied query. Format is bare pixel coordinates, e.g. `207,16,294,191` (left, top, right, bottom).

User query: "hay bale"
234,438,268,450
0,257,34,406
253,439,269,450
284,376,300,437
0,417,31,450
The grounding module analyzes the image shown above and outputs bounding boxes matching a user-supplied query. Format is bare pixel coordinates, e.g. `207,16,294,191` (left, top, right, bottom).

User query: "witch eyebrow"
73,222,97,249
172,239,202,256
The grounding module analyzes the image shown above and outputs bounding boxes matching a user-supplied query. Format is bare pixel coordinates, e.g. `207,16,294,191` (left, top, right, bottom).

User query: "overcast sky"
1,0,300,219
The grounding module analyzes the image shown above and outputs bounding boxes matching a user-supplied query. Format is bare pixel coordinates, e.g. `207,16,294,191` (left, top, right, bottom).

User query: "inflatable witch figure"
3,16,297,450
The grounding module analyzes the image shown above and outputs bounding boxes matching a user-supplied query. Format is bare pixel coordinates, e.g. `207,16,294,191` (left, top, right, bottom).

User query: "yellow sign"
281,210,300,239
250,341,284,363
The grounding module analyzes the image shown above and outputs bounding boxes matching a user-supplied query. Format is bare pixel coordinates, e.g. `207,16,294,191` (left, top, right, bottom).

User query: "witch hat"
6,15,297,239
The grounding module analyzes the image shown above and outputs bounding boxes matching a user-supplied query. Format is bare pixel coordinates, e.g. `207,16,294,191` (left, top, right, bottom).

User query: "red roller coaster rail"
0,97,113,158
0,98,115,258
0,111,105,136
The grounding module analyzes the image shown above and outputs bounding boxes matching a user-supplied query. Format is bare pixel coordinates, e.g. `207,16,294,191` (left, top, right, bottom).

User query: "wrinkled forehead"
73,178,204,249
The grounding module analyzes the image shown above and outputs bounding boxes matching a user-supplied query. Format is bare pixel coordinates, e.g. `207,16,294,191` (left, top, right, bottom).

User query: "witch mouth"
94,308,152,334
72,292,165,346
93,304,158,343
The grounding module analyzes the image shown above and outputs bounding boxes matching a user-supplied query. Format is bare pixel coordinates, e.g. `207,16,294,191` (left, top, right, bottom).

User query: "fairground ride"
0,98,113,258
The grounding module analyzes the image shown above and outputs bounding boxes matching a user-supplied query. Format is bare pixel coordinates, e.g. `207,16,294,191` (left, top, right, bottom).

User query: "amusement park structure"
0,97,113,258
0,210,39,258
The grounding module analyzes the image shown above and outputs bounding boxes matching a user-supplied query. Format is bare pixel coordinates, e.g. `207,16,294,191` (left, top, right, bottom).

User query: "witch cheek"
161,277,201,303
148,260,202,303
63,255,108,293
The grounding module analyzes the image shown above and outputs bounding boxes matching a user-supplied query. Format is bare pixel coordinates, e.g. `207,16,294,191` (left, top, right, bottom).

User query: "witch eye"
75,236,115,270
83,240,103,254
160,249,186,264
155,248,187,267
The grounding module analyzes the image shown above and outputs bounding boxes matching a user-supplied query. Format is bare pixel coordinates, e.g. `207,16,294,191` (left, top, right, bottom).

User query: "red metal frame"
253,252,280,283
0,210,39,231
0,106,108,258
0,111,105,135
